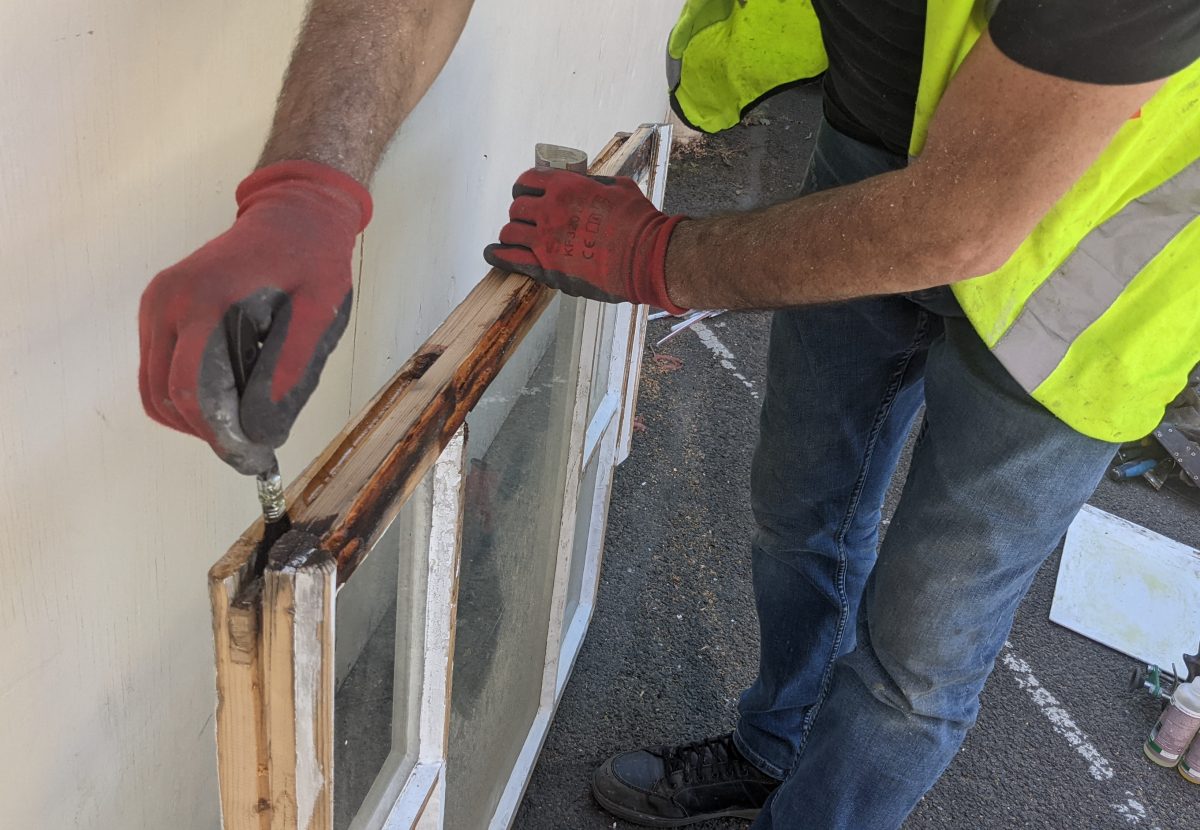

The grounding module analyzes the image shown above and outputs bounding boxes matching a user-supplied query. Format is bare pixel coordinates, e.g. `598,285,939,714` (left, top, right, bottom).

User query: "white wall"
0,1,678,827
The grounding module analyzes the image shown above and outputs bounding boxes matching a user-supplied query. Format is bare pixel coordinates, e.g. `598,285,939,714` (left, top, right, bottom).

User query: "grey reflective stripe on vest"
993,160,1200,391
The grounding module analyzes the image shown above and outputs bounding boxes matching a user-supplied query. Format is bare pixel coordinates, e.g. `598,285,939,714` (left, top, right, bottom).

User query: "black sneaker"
591,733,779,827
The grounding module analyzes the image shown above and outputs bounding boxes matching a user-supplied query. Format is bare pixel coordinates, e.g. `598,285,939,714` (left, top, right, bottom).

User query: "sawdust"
671,136,741,168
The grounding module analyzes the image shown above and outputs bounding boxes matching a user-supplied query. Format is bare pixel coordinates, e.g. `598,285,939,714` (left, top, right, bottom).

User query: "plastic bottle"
1181,732,1200,784
1144,678,1200,768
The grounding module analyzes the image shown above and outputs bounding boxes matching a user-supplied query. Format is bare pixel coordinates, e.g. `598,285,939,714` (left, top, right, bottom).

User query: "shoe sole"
591,783,761,828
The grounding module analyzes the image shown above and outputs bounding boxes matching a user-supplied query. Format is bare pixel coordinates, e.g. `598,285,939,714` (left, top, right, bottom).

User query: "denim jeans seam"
733,726,788,780
796,309,932,751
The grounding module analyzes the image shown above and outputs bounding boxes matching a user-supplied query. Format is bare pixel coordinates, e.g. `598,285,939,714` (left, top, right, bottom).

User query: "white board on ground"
1050,505,1200,671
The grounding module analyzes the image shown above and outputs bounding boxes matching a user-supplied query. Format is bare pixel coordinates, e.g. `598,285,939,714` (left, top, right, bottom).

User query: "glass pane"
587,303,620,424
562,448,602,635
447,294,586,829
333,474,432,830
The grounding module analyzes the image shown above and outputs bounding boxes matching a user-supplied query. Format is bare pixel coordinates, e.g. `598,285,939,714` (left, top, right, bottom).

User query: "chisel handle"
224,307,284,513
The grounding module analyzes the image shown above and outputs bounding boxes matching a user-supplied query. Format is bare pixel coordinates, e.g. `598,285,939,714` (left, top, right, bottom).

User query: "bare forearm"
664,167,991,310
258,0,473,184
665,34,1161,312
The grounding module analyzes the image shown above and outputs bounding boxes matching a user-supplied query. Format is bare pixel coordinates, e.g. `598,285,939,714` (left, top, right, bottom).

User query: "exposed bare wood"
410,768,444,830
209,125,671,830
211,126,661,597
262,540,336,830
211,558,272,830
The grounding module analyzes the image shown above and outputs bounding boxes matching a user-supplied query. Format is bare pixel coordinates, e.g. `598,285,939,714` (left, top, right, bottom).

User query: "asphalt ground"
514,86,1200,829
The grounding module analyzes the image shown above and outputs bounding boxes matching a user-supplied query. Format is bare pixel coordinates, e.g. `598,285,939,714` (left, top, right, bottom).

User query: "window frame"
207,123,673,830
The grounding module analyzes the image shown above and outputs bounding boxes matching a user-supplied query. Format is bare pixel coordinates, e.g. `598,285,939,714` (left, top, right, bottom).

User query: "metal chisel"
226,308,292,574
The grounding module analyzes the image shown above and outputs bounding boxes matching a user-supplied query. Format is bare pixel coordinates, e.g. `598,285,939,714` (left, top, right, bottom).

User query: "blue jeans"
734,121,1116,829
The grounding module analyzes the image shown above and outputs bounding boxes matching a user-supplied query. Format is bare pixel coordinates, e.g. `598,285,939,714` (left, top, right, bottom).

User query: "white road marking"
682,317,1163,828
1111,794,1150,825
690,322,760,400
1001,647,1114,781
1001,645,1164,829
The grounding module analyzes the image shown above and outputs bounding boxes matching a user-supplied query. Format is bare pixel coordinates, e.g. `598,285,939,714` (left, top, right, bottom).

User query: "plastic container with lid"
1144,678,1200,768
1180,731,1200,784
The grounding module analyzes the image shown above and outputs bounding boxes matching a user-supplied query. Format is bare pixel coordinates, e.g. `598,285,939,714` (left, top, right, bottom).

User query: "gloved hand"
138,160,372,476
484,168,689,314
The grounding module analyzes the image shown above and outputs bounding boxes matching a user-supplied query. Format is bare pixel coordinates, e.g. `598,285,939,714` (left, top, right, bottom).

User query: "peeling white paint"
293,574,328,830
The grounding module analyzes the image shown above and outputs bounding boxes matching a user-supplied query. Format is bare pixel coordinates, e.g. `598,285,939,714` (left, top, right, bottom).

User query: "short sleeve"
989,0,1200,85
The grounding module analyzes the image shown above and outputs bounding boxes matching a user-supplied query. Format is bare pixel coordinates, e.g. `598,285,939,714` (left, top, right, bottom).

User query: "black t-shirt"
814,0,1200,155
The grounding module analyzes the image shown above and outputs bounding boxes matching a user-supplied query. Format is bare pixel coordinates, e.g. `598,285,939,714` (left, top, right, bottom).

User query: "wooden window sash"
487,124,673,829
616,127,671,463
208,123,671,830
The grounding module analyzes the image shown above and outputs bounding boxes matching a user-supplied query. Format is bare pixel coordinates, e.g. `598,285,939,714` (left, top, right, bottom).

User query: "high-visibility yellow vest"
668,0,1200,442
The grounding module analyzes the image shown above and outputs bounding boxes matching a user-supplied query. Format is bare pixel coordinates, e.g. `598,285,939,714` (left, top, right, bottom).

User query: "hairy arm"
258,0,475,184
137,0,475,475
665,33,1163,310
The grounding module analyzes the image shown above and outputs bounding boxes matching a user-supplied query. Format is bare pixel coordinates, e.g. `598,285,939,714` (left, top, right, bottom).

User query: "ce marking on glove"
573,194,612,260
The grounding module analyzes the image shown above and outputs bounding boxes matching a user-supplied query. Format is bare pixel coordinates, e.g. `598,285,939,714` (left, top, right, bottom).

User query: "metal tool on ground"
1130,663,1177,702
1109,457,1158,481
225,307,292,574
1109,368,1200,498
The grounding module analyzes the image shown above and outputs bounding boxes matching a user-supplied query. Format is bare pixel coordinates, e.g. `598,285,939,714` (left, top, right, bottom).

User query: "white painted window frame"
208,124,673,830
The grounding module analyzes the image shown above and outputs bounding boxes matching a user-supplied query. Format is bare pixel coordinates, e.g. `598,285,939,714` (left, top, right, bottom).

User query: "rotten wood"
210,126,660,598
208,124,669,830
210,572,272,830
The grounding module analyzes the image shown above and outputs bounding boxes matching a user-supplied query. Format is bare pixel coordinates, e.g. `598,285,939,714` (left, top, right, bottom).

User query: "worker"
138,0,1200,828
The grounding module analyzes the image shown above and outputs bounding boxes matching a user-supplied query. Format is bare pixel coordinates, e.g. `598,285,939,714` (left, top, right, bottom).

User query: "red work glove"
484,169,689,314
138,160,372,475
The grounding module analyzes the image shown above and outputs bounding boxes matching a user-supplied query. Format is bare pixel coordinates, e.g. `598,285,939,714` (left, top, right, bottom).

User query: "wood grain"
208,125,665,830
210,126,660,594
263,551,336,830
210,573,272,830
